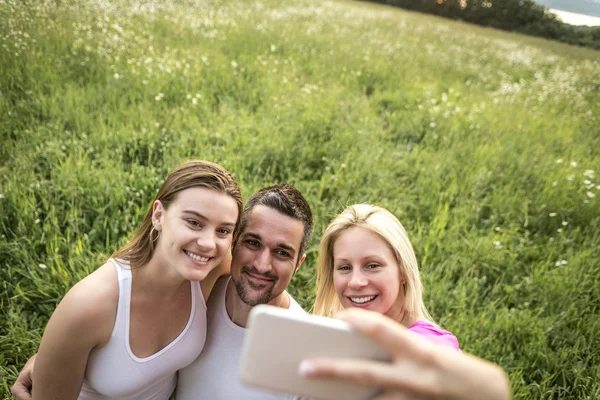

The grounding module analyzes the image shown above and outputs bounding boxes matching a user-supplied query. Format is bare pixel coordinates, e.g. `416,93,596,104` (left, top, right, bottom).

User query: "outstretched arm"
300,309,510,400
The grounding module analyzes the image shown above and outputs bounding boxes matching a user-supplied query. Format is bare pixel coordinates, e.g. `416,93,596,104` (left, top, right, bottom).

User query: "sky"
532,0,600,18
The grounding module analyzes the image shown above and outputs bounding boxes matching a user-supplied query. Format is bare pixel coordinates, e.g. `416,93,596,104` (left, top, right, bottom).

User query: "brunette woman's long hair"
112,160,243,268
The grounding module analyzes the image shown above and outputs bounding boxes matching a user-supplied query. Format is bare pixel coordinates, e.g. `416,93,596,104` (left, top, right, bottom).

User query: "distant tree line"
364,0,600,50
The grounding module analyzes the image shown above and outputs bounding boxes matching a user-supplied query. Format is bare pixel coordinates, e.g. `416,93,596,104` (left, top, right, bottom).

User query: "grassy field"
1,0,599,398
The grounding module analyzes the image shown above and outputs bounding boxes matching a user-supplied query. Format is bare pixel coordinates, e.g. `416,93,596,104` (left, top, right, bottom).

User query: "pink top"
409,320,460,351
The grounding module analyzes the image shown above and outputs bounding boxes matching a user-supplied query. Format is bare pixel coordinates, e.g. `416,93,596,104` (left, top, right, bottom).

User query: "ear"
151,200,165,230
294,253,307,275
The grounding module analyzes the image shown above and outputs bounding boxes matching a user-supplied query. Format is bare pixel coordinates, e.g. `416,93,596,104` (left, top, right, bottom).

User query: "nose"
253,248,272,274
196,230,216,252
348,269,368,290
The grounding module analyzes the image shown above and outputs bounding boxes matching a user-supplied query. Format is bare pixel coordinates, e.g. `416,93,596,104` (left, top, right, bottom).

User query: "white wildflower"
549,212,557,217
493,241,502,249
555,260,568,267
562,221,568,226
583,170,594,178
231,60,238,68
586,191,595,198
38,263,47,269
114,73,120,79
556,159,563,164
567,175,574,181
270,44,276,52
571,161,577,167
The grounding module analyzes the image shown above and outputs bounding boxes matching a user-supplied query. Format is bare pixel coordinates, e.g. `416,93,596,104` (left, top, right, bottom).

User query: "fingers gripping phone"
239,305,392,400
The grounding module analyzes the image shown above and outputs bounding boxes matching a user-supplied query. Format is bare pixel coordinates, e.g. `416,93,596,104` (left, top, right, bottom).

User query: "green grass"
1,0,599,398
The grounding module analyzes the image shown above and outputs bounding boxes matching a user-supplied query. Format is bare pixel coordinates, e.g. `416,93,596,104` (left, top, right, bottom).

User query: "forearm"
436,350,510,400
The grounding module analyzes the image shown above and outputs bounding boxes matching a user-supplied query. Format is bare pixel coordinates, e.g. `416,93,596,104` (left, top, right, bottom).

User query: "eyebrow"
182,210,236,227
244,232,297,255
334,255,380,264
334,258,349,263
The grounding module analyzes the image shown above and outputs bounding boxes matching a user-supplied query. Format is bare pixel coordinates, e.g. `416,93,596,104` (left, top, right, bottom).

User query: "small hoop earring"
150,226,161,243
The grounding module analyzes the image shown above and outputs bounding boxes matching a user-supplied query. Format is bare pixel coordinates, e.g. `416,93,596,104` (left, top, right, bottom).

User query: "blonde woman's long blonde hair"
313,204,434,324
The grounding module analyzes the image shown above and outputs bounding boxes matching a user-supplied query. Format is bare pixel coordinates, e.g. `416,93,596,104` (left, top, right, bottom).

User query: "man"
11,183,314,400
176,183,313,399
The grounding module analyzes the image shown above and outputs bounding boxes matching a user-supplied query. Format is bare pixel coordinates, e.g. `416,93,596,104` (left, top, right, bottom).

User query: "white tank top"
176,276,304,400
78,258,207,400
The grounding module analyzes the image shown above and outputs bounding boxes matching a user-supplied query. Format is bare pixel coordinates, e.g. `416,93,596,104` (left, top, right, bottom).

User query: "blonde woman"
27,161,242,400
313,204,459,349
304,204,510,400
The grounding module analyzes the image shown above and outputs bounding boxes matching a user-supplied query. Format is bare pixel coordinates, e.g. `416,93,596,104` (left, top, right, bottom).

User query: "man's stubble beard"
232,268,282,307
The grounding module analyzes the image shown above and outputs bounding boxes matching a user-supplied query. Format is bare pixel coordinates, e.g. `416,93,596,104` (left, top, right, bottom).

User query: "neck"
225,279,291,328
132,254,188,299
387,307,416,328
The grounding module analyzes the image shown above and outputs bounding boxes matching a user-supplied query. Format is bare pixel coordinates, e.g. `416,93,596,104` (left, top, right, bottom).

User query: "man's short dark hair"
235,183,313,263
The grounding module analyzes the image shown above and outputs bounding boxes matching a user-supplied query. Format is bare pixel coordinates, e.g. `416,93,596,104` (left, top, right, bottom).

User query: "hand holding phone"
239,305,392,400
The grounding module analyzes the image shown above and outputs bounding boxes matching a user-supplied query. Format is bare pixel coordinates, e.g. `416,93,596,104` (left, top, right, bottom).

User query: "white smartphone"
239,305,392,400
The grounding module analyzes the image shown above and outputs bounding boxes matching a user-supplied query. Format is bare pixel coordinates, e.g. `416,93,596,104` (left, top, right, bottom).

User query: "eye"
246,239,260,248
186,219,201,227
217,228,232,236
276,249,291,259
365,263,380,270
336,265,351,272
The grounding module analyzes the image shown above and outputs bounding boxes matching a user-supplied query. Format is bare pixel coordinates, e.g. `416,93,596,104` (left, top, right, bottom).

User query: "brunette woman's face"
332,227,405,319
153,187,239,281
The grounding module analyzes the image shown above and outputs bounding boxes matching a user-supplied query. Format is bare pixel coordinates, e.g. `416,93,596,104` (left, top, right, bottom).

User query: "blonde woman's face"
332,227,404,319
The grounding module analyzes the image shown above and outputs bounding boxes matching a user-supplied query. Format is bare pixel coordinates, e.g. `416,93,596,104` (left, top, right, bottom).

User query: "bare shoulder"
33,261,121,398
53,261,120,345
200,252,231,301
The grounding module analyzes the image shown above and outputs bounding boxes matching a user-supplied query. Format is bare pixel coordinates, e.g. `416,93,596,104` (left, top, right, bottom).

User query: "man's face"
231,205,305,306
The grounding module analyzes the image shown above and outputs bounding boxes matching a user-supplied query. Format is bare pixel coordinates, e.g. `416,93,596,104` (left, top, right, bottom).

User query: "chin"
183,264,214,281
186,270,210,282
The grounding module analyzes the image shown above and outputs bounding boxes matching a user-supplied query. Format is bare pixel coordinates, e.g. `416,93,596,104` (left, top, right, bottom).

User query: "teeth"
186,251,210,262
350,296,376,304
